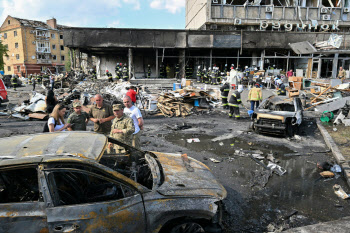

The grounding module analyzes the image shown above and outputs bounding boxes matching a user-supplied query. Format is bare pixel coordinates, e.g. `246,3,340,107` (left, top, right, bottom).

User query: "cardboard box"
289,76,298,82
289,89,300,98
293,82,303,90
185,80,192,86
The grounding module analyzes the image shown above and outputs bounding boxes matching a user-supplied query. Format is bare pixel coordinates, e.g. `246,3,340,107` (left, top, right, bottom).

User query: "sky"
0,0,186,29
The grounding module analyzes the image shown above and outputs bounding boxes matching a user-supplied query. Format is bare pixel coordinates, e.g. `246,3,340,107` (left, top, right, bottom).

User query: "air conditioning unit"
266,6,273,12
30,30,35,34
322,15,331,20
212,0,218,3
320,8,328,14
210,24,218,30
344,8,350,13
32,41,36,44
234,18,242,25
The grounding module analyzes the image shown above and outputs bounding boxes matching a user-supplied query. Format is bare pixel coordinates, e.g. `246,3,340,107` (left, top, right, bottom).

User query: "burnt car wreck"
0,132,226,233
251,96,303,137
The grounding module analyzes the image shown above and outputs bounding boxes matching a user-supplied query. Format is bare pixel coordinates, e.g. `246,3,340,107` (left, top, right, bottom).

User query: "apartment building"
0,16,69,76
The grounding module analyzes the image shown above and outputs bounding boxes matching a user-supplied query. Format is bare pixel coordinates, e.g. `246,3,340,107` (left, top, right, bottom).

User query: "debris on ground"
157,87,220,117
267,161,287,176
333,184,350,200
209,158,221,163
320,171,335,178
186,138,200,143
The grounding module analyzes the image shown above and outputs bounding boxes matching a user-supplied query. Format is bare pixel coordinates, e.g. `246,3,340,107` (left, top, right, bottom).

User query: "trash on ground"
186,138,200,143
333,184,350,200
252,154,264,160
219,142,224,146
267,161,287,176
331,164,342,173
320,171,335,178
209,158,221,163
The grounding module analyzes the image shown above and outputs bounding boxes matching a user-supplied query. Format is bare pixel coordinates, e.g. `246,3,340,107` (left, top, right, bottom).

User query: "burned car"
0,132,226,233
251,96,303,137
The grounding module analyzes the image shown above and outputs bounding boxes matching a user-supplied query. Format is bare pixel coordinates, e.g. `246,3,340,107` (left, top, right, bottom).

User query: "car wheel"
169,222,205,233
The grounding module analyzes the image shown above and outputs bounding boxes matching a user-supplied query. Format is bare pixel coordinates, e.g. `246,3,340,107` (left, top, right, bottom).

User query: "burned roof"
12,17,68,30
0,132,107,161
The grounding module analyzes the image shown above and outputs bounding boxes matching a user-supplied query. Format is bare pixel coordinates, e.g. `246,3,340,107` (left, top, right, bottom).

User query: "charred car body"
0,132,226,233
251,96,303,137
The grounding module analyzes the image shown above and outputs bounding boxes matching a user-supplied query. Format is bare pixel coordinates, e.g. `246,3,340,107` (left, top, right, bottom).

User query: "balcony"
37,59,52,64
36,48,51,53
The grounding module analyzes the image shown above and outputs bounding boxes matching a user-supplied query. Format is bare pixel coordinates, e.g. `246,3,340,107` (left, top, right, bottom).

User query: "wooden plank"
310,85,332,103
28,113,48,120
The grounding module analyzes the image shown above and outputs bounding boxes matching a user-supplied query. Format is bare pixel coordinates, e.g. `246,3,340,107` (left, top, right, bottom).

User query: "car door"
43,165,146,233
0,166,48,233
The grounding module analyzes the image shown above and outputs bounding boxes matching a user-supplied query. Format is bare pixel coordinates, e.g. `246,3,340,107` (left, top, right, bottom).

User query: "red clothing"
126,89,137,103
287,71,293,77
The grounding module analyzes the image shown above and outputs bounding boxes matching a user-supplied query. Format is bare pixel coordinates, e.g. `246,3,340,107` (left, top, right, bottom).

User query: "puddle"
162,132,350,231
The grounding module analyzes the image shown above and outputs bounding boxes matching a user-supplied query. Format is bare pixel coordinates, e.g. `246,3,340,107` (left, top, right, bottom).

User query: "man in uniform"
338,66,346,83
123,96,144,149
202,67,207,83
147,64,151,78
166,64,171,78
228,87,243,119
89,94,115,135
196,66,201,83
206,67,211,84
115,63,121,80
175,64,180,79
106,69,113,82
122,64,129,81
220,81,230,109
108,104,135,154
67,101,90,131
248,83,262,111
11,75,17,91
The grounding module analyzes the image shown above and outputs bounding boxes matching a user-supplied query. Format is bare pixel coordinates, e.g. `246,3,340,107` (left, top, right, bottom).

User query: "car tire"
169,221,205,233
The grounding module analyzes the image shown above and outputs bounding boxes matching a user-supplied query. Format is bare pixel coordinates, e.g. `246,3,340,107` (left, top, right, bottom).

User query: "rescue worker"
160,64,165,78
11,74,18,91
277,82,286,96
228,87,243,119
186,65,191,79
106,69,113,82
67,101,90,131
32,74,36,91
338,66,346,83
206,67,211,84
248,83,263,111
211,67,217,85
166,64,171,78
224,64,228,74
218,71,225,84
115,63,121,80
28,74,32,85
147,64,151,78
196,66,201,83
202,67,207,83
108,104,135,154
122,65,129,81
175,64,180,79
220,81,230,109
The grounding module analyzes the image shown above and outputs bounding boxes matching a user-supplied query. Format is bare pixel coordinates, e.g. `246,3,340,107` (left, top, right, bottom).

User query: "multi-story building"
0,16,69,76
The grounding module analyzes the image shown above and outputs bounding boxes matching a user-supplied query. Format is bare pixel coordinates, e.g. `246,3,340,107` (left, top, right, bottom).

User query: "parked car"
0,132,226,233
251,96,303,137
0,78,9,106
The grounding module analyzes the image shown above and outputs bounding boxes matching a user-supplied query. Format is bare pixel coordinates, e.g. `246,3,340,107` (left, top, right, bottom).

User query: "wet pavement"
143,116,350,232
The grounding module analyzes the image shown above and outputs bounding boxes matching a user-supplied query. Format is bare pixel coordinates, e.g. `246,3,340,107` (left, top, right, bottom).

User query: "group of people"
220,81,263,119
45,88,144,153
107,63,129,82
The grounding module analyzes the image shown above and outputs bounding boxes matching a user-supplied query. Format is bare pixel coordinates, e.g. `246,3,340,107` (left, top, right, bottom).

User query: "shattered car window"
0,167,40,203
259,96,297,112
46,170,136,206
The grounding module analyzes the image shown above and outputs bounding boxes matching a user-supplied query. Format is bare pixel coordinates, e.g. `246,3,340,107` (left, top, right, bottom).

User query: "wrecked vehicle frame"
251,96,303,137
0,132,226,233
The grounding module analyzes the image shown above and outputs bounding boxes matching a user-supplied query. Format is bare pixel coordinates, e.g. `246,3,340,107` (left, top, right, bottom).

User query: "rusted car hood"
151,152,227,200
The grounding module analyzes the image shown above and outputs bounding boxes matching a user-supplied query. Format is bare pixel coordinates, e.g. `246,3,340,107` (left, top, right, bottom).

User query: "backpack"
43,118,57,132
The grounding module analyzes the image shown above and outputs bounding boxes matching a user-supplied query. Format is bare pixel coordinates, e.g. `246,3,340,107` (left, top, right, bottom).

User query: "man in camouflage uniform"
67,101,90,131
108,104,135,154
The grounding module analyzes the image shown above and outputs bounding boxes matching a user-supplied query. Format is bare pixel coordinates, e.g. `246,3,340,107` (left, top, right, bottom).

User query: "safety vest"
248,87,262,101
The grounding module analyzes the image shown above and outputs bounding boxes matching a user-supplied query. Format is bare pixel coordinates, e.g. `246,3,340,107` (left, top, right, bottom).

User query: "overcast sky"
0,0,186,29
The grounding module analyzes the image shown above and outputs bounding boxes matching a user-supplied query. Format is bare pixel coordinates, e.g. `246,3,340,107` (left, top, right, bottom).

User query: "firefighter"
11,74,18,91
147,64,151,78
122,64,129,81
277,81,286,96
185,65,191,79
166,64,171,78
160,64,165,78
218,71,224,84
206,67,211,84
228,87,243,119
175,64,180,79
115,63,121,80
196,66,201,83
28,74,32,85
106,69,113,82
202,67,207,83
220,81,230,109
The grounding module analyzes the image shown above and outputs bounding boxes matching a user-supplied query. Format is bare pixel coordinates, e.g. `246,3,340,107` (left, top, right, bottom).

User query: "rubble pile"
0,92,47,120
157,87,220,117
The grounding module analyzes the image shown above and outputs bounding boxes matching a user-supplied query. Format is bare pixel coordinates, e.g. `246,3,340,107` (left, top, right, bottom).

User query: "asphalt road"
1,84,350,232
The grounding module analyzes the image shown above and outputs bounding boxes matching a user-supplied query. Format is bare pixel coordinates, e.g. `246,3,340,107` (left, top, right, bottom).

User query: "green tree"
65,49,73,72
0,41,8,71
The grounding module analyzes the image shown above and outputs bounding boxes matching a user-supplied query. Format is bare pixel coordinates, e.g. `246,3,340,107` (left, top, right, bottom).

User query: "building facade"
0,16,69,76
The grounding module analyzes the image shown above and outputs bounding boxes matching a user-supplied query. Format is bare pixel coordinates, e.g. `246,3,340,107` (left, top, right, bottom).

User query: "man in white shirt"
123,96,144,149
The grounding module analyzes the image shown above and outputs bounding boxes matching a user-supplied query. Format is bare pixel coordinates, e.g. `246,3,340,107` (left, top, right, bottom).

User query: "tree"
0,41,8,72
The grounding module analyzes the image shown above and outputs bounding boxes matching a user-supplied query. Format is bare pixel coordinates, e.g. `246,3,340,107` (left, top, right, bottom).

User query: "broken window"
17,66,20,72
46,170,136,206
60,45,64,51
59,34,63,40
3,33,7,39
51,33,55,39
7,66,10,71
0,167,40,203
14,31,17,37
15,42,18,48
322,0,341,7
52,55,57,60
61,55,65,61
52,44,56,50
36,41,50,53
16,54,19,60
8,20,10,25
